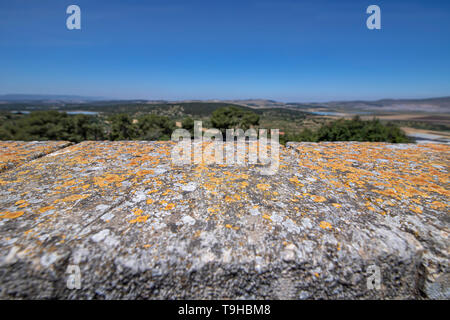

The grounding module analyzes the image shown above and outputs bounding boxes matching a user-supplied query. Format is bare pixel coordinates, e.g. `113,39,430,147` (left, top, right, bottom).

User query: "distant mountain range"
0,94,449,113
312,97,450,113
227,97,450,113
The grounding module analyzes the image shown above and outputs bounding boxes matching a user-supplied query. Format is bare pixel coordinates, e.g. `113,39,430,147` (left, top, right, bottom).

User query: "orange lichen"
312,195,326,203
319,221,332,229
240,181,249,188
93,174,125,188
0,211,25,219
164,203,176,210
430,201,446,210
38,206,56,214
136,169,154,177
129,215,149,223
409,205,423,214
289,176,301,184
17,201,30,208
54,194,90,203
256,184,270,191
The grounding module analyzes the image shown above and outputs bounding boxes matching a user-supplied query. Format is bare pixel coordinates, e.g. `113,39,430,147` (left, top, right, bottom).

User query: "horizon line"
1,93,449,105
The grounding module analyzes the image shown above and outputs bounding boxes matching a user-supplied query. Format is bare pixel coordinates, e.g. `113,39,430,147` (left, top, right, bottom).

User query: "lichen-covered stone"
0,141,72,173
0,141,448,299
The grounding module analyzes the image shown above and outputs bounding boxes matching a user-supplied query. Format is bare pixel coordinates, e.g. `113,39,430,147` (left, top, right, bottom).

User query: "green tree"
284,117,410,144
66,114,106,142
182,117,194,134
108,114,136,140
136,114,175,140
0,111,107,142
210,106,259,134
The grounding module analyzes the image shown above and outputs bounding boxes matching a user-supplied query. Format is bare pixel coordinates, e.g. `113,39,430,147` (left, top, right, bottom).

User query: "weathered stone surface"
0,141,72,173
0,141,448,299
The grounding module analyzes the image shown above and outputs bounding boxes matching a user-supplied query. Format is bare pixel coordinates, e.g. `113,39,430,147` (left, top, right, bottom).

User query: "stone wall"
0,141,448,299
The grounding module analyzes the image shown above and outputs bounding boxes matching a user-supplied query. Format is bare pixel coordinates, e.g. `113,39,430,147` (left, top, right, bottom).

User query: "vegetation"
0,111,105,142
281,117,410,144
135,114,175,141
210,106,260,134
0,105,411,144
390,120,450,132
181,117,195,134
0,111,175,142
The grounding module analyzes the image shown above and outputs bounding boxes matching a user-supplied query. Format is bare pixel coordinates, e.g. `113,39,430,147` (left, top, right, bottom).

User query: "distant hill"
219,97,450,113
316,97,450,113
0,94,449,113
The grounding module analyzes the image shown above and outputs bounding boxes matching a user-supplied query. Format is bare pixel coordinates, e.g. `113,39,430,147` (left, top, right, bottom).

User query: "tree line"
0,111,176,142
280,117,410,144
0,108,410,143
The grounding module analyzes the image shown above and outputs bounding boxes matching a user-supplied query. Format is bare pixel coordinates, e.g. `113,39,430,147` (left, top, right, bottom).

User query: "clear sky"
0,0,449,102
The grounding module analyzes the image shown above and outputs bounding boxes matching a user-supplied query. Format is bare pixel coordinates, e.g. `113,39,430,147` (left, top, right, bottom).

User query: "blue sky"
0,0,449,102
